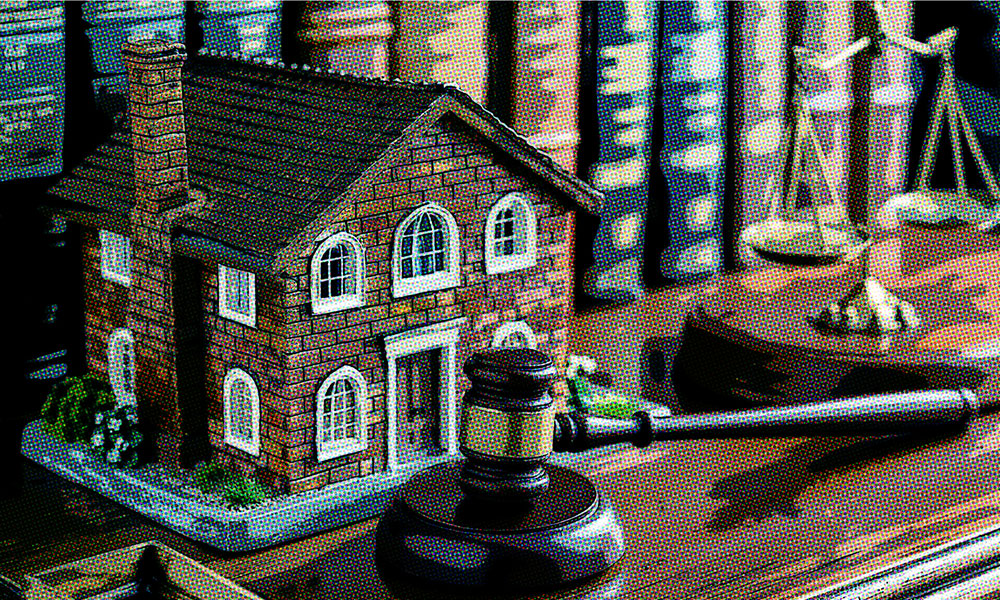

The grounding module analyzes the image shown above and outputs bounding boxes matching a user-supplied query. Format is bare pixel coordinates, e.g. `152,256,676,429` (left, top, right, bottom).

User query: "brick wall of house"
200,264,292,492
81,228,130,378
274,115,574,493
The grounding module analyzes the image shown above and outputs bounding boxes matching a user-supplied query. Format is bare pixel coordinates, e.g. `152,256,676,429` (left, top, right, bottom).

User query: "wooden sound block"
375,461,624,591
674,227,1000,412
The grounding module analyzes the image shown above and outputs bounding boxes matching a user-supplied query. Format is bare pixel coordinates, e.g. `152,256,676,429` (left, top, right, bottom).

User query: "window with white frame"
223,368,260,456
393,203,460,297
311,232,365,314
315,366,368,461
492,320,538,349
99,230,131,286
219,265,256,326
485,193,537,275
107,328,136,406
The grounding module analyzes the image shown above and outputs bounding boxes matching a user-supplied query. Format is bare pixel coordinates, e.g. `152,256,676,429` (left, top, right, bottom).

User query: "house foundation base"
21,420,612,552
21,419,414,552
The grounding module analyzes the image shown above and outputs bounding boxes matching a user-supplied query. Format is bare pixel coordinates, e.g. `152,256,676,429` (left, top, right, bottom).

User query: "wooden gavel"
458,349,980,503
377,349,982,591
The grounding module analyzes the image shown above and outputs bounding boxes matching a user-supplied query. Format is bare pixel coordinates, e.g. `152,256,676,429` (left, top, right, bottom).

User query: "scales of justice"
740,2,1000,337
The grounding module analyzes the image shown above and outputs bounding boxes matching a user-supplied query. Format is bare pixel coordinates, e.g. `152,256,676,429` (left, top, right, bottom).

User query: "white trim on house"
310,232,366,314
391,203,461,298
484,192,537,275
491,320,538,349
223,368,260,456
218,265,256,327
315,365,369,462
107,328,136,406
99,230,131,286
384,317,466,472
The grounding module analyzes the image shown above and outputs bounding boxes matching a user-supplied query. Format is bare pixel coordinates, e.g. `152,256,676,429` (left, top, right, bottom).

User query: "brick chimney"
122,38,191,468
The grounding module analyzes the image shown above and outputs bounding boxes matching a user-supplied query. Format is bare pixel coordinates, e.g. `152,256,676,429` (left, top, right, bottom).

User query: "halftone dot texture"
13,2,1000,599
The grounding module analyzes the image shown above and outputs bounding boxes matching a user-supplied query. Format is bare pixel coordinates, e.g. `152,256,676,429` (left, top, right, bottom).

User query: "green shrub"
193,461,268,507
41,374,116,443
90,405,144,468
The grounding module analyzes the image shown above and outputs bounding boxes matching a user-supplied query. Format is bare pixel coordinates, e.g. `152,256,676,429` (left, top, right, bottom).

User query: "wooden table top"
5,225,1000,600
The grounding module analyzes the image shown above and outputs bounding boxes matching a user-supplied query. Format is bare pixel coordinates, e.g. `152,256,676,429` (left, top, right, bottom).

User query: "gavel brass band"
461,403,555,459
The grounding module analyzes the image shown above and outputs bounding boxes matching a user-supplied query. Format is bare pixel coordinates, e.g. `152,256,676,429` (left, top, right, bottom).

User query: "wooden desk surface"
5,225,1000,600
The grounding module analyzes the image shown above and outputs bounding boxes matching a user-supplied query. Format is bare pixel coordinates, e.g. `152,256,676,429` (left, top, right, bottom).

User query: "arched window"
107,328,135,406
485,193,537,275
393,203,460,297
491,321,538,350
223,368,260,456
316,366,368,461
311,232,365,313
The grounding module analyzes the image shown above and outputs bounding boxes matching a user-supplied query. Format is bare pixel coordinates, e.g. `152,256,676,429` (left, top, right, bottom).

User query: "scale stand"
741,21,919,337
810,242,919,335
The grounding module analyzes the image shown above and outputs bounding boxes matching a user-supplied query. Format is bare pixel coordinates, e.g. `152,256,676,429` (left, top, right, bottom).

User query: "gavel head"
459,348,558,502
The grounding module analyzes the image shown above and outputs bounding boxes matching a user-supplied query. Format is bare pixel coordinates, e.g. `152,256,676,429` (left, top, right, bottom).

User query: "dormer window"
100,230,131,286
392,203,460,297
219,265,256,327
485,193,537,275
311,233,365,314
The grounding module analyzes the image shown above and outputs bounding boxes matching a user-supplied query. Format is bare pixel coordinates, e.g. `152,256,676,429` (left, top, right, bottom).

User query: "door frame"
384,317,465,472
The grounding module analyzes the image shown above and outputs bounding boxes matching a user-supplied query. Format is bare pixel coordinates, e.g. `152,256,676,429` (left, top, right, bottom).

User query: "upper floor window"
219,265,256,327
316,366,368,461
392,203,460,297
100,230,131,286
107,328,135,406
311,232,365,314
485,193,537,275
223,368,260,456
492,320,538,349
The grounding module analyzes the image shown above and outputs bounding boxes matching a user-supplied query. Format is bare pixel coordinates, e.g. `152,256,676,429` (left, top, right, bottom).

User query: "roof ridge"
193,47,451,94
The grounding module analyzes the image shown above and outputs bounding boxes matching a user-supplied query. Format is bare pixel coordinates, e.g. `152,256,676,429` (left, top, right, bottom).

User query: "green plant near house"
193,462,268,507
90,405,145,468
41,374,116,443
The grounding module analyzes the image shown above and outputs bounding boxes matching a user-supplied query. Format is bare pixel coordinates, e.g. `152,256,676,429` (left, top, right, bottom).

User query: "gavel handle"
552,389,980,452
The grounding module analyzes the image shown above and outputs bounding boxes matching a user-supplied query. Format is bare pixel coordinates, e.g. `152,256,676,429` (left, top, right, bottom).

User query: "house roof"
48,50,603,274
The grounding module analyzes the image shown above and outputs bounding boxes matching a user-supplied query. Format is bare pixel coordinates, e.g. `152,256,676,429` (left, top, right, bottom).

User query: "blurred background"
1,0,998,493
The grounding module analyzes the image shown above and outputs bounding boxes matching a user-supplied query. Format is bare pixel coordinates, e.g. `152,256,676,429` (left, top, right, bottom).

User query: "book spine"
511,0,581,172
81,0,185,115
735,0,789,265
297,1,392,76
392,0,489,104
656,0,728,281
196,0,282,59
0,1,65,181
576,1,658,305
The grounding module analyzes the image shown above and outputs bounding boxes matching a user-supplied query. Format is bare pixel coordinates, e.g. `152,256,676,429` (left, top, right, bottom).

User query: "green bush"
90,405,144,468
193,461,268,507
41,374,116,443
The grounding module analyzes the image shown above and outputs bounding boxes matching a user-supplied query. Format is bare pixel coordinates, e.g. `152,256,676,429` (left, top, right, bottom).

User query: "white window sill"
220,307,256,328
392,272,460,298
311,295,365,315
317,440,367,462
225,436,260,457
102,270,131,287
485,254,536,275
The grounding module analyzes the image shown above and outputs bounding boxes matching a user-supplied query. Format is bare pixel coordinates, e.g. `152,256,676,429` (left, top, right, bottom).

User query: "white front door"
384,318,464,472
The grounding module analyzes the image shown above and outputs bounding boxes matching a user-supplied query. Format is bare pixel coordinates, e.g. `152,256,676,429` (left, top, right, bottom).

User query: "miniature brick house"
47,39,601,494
